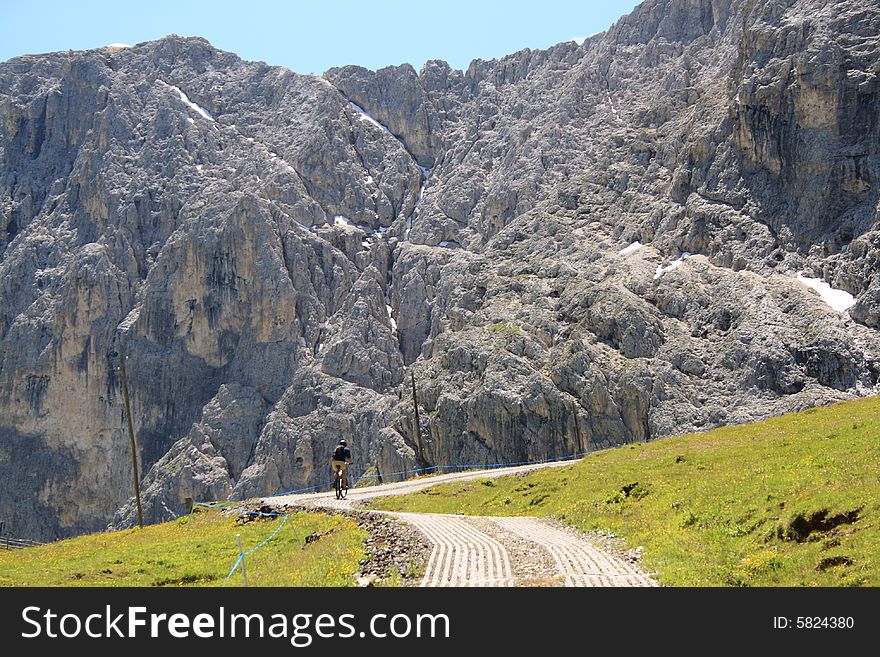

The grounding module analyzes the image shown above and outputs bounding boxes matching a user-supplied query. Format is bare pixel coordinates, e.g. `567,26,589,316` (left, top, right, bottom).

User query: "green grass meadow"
0,508,366,587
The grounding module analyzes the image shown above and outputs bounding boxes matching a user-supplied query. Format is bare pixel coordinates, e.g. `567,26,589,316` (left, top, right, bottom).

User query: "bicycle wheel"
335,473,342,499
340,479,348,499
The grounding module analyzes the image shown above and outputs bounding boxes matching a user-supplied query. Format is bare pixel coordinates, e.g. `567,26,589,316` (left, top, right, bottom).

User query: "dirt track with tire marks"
266,462,658,587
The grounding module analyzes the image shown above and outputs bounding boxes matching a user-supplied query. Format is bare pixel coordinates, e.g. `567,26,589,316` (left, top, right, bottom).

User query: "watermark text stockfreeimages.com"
21,605,450,646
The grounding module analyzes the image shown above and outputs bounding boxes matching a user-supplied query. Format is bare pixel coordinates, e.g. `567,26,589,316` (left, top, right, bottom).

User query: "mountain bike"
334,467,349,500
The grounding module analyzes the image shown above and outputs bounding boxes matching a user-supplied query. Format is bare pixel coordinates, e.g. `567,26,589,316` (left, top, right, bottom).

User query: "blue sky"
0,0,640,73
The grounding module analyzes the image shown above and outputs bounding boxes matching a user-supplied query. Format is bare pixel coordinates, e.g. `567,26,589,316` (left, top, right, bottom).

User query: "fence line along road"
1,536,43,550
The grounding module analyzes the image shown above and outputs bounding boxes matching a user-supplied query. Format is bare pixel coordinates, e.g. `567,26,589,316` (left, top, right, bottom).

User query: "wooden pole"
119,345,144,529
236,534,249,587
410,370,425,465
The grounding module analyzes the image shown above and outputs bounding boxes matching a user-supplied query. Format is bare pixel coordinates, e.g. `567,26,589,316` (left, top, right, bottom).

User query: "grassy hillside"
373,395,880,586
0,508,366,587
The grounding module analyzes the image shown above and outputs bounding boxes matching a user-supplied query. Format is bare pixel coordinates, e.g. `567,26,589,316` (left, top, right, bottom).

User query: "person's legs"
341,462,349,488
331,461,343,488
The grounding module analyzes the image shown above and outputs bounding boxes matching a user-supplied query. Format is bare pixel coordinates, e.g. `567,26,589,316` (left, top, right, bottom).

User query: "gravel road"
265,461,658,587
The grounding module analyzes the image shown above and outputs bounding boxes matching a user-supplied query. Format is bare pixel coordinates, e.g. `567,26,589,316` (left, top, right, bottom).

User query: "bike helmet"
339,439,347,446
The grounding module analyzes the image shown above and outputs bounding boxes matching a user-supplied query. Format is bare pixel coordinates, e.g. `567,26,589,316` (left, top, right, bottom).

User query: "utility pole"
236,534,249,587
573,406,585,454
119,344,144,529
410,370,425,465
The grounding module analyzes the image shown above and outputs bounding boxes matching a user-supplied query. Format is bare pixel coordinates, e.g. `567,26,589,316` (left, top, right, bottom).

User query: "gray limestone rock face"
324,64,441,169
321,266,403,391
2,2,880,541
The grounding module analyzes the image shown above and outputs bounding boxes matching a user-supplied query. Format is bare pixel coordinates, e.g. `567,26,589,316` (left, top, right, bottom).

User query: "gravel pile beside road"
351,511,433,586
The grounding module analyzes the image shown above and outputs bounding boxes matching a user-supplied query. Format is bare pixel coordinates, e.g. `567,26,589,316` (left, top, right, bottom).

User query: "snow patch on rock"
797,274,856,313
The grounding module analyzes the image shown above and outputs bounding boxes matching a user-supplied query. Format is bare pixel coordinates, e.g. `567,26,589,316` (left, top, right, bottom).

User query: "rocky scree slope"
1,0,879,540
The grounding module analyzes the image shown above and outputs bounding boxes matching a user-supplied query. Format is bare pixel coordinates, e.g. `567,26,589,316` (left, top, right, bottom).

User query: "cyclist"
330,439,353,490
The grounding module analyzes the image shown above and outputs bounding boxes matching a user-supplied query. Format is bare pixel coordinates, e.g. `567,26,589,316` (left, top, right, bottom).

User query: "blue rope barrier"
331,451,589,486
221,514,290,587
242,514,289,556
222,555,244,587
269,482,330,497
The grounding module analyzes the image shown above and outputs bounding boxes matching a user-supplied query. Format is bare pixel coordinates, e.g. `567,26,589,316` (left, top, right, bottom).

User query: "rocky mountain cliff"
2,0,879,541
